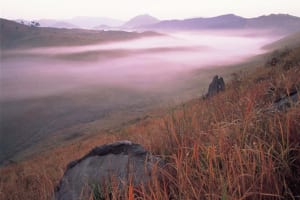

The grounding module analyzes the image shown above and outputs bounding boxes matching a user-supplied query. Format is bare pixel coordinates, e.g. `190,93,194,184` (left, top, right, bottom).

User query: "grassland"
0,60,244,164
0,18,159,49
0,38,299,199
263,32,300,50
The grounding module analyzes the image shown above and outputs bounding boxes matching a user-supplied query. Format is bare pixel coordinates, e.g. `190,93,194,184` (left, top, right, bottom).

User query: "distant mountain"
145,14,245,30
93,24,111,30
51,22,79,29
38,19,78,29
123,14,160,29
142,14,300,34
92,24,121,31
32,17,125,29
246,14,300,33
67,16,124,29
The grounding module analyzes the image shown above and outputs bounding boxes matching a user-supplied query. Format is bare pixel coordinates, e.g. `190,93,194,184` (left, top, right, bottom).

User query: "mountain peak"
214,14,243,19
123,14,160,28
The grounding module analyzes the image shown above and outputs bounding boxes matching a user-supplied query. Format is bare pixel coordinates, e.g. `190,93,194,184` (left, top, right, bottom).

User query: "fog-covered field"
0,30,279,163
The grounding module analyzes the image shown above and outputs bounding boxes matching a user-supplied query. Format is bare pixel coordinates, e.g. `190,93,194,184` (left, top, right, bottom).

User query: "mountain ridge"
11,14,300,33
140,14,300,34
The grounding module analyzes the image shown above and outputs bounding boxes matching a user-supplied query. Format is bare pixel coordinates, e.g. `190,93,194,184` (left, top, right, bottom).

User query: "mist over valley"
0,14,299,164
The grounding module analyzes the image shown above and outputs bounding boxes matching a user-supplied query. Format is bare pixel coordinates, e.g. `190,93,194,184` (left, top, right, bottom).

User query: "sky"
0,0,299,20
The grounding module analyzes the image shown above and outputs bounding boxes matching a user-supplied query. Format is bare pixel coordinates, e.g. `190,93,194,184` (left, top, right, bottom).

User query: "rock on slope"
55,141,162,200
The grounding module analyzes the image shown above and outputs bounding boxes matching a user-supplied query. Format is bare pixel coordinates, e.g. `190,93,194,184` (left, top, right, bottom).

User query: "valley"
0,21,281,164
0,6,300,198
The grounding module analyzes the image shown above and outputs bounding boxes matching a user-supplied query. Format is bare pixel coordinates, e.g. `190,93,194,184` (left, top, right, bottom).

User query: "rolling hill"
0,18,159,49
263,31,300,50
1,32,300,199
67,16,125,29
37,19,79,29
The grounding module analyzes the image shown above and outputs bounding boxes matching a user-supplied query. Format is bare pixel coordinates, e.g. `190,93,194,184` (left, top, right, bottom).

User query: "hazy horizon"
1,0,299,21
2,13,300,23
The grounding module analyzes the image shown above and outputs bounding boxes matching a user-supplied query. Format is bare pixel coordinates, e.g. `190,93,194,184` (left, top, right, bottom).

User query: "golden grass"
1,51,300,199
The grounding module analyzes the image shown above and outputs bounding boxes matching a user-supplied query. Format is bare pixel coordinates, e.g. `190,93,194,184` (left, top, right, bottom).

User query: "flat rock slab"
55,141,161,200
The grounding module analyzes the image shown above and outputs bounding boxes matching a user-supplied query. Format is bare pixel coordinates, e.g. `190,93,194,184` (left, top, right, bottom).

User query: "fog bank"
0,30,280,162
1,30,279,101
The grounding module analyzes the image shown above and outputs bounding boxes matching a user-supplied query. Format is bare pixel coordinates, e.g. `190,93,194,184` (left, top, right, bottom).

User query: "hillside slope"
0,18,158,49
263,31,300,50
0,37,300,199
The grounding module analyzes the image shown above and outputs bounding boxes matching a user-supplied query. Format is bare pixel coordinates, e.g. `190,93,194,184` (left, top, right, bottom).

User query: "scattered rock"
55,141,162,200
273,90,298,111
205,75,225,98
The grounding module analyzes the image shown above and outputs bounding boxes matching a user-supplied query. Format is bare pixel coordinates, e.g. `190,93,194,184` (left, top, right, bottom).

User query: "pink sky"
0,0,299,20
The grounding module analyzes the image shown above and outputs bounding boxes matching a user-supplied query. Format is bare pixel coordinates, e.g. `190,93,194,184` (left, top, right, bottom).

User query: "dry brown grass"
1,49,300,199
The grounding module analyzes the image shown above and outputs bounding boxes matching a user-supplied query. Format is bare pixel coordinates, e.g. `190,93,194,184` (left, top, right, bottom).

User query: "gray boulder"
55,141,162,200
206,75,225,97
273,90,298,111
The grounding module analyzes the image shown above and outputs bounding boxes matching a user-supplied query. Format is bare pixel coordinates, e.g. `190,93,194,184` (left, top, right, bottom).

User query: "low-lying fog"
1,31,277,100
0,30,280,162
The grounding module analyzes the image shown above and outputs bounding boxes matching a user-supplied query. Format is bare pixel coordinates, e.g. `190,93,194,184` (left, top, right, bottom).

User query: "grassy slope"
0,86,164,163
0,58,259,165
0,18,158,49
1,36,300,199
263,31,300,50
